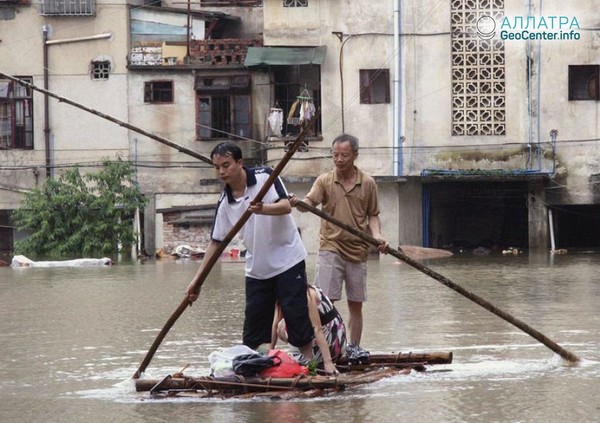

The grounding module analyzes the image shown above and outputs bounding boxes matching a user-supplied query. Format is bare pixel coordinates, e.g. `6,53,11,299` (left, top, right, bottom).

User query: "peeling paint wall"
0,1,134,211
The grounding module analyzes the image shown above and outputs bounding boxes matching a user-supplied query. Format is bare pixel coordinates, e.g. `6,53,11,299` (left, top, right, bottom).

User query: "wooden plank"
137,368,417,393
336,351,452,365
137,375,346,393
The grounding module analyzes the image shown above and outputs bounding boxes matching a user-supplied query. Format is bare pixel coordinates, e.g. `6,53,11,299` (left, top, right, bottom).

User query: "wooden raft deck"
135,351,453,399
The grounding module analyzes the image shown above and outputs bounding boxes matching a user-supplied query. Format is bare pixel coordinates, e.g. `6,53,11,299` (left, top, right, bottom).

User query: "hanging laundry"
267,107,283,136
287,99,300,124
287,87,315,126
299,100,306,123
299,100,316,123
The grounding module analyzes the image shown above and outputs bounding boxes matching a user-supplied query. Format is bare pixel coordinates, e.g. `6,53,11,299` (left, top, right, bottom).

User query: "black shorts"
243,260,314,349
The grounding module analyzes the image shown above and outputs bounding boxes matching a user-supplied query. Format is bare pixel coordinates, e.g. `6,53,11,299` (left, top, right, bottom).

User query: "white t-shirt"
211,167,307,279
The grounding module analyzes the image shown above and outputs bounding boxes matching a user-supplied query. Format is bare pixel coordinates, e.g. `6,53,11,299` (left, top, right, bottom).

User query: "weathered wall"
262,0,397,178
3,0,600,254
0,1,134,211
527,1,600,205
397,178,423,246
403,0,600,205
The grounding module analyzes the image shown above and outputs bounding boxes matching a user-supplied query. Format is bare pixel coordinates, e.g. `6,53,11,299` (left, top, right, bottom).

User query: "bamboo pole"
136,367,407,393
132,121,315,379
136,375,343,392
335,351,452,365
295,200,581,363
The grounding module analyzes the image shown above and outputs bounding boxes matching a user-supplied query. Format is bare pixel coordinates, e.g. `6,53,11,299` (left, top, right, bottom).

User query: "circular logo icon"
476,16,496,39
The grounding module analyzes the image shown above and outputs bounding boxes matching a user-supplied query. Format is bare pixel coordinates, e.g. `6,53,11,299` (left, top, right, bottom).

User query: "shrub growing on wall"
12,159,147,257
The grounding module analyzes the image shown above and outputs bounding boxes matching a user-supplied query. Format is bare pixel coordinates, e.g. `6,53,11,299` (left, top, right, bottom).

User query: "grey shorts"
314,250,367,302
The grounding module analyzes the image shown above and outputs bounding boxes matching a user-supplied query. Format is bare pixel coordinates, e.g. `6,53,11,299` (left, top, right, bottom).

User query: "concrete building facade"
1,0,599,258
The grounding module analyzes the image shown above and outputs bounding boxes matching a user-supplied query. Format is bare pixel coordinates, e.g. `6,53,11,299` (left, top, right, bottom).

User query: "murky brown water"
1,251,599,422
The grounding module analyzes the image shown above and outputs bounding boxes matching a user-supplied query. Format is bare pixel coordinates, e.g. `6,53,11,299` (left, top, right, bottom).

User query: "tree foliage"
12,159,147,257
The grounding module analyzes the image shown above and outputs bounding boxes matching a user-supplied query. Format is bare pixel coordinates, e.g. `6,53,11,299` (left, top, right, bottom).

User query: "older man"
291,133,387,362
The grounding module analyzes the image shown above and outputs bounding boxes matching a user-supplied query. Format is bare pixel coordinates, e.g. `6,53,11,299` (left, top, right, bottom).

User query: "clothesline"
267,86,316,136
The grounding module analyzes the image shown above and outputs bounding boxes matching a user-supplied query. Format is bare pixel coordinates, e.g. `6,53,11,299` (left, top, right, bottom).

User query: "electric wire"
2,2,600,178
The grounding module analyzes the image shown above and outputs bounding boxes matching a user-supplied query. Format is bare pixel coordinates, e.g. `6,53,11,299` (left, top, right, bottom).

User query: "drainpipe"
526,0,533,169
186,0,191,59
393,0,402,176
337,34,352,133
526,0,544,172
548,208,556,252
536,0,543,171
45,33,113,45
41,30,112,179
42,25,51,178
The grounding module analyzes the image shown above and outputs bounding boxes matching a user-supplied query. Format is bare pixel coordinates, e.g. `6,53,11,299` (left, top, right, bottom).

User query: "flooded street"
1,251,599,422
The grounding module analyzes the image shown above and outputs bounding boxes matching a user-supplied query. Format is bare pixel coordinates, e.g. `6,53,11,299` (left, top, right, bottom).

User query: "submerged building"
1,0,599,257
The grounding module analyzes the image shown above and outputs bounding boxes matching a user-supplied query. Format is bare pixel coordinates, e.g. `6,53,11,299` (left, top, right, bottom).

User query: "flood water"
1,251,599,422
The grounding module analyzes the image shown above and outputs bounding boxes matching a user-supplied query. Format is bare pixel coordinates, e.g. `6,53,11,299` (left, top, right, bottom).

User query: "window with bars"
41,0,94,15
144,81,174,104
0,0,31,5
451,0,505,136
197,95,250,139
198,0,262,5
284,0,307,7
195,75,251,140
568,65,599,101
359,69,390,104
91,61,111,80
0,77,34,150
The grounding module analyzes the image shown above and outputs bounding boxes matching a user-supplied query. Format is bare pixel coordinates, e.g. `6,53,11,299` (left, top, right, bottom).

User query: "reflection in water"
1,252,599,422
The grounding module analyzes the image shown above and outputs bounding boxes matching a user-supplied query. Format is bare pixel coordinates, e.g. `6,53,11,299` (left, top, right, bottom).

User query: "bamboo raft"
136,351,452,399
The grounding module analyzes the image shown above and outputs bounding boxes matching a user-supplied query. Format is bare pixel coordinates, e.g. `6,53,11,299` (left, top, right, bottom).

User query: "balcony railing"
129,38,262,67
188,39,262,66
41,0,94,16
198,1,262,6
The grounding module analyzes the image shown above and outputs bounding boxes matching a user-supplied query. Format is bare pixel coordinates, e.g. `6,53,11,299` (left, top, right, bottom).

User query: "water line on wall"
421,1,554,178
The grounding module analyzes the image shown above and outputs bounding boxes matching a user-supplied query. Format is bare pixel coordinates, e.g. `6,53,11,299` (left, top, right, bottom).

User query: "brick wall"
189,38,262,66
162,212,212,254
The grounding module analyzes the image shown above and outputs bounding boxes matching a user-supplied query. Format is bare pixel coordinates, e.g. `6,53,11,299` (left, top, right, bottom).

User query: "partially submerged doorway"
550,205,600,249
424,181,530,251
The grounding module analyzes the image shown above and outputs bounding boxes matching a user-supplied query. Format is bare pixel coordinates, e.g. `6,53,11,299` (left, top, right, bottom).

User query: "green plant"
307,359,318,376
12,159,147,257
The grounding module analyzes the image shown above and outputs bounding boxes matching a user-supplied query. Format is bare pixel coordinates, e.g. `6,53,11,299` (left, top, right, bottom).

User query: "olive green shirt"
305,167,380,262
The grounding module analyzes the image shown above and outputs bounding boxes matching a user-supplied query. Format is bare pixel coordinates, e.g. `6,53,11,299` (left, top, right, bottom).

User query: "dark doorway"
425,181,529,251
0,210,14,263
271,64,321,137
551,205,600,249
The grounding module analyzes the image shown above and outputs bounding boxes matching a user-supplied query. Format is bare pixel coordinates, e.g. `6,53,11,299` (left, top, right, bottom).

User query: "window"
270,65,321,138
144,81,174,103
91,61,110,80
284,0,307,6
41,0,94,15
359,69,390,104
197,0,262,5
197,95,250,139
569,65,599,101
0,0,31,5
0,77,33,150
195,75,251,140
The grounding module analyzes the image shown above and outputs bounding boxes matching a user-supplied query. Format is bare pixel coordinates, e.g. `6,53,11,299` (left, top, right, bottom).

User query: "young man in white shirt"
186,142,315,359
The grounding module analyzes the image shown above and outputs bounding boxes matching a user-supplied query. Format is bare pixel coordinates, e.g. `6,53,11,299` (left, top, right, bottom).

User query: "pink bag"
259,349,309,378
